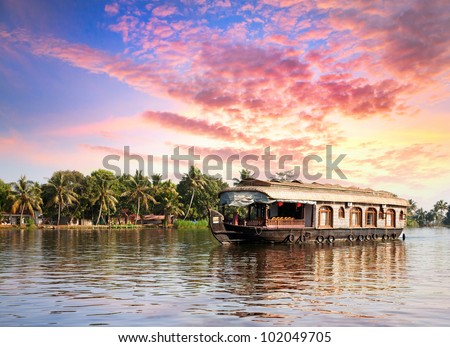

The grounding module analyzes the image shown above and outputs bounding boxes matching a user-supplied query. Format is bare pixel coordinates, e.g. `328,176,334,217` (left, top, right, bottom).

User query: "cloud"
142,110,247,143
326,0,450,82
346,142,450,186
2,0,450,192
2,1,439,126
152,5,179,17
105,3,119,16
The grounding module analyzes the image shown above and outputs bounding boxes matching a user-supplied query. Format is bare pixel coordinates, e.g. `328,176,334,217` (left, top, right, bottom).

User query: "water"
0,227,449,326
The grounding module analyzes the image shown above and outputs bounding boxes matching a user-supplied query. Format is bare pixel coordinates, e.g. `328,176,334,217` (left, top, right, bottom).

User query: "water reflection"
0,228,449,326
208,241,407,324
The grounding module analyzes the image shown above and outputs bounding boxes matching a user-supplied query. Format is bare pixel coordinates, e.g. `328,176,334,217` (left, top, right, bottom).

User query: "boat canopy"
220,191,272,207
219,179,409,207
220,191,315,207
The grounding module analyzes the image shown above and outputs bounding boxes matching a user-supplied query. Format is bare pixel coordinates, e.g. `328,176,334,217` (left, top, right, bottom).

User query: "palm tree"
426,209,437,226
155,180,184,227
0,179,11,218
122,171,156,225
8,176,43,227
407,199,417,216
233,168,253,186
406,199,418,226
414,208,427,227
44,171,78,225
183,166,208,220
151,174,163,186
91,175,118,225
433,200,448,226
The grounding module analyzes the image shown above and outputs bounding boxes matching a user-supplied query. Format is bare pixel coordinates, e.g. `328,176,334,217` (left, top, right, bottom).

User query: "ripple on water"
1,227,450,326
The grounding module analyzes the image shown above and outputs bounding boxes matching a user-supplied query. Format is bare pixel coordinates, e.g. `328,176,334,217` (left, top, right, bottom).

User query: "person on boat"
232,212,239,225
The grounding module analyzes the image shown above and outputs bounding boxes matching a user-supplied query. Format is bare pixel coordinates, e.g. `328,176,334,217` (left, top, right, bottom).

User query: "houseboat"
209,179,408,244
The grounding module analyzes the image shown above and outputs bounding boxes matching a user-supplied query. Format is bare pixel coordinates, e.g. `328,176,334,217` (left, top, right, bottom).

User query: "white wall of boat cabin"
314,203,406,229
304,204,313,227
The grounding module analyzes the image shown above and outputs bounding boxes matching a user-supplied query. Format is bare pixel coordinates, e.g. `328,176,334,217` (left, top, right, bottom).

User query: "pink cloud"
345,142,450,188
142,111,247,143
327,0,450,81
152,5,178,17
105,3,119,16
214,0,232,8
2,0,448,167
141,109,338,157
109,15,140,43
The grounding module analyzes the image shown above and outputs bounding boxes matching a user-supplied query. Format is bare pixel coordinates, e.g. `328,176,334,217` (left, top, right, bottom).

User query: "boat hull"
209,209,404,244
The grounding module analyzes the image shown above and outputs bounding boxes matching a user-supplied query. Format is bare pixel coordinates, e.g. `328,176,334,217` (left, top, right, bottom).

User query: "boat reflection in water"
208,240,407,325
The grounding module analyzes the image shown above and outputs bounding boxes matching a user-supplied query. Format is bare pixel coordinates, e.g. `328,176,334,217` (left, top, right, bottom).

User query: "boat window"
386,209,396,227
318,206,333,227
350,207,362,227
365,207,377,227
275,202,303,219
400,210,405,220
338,207,345,219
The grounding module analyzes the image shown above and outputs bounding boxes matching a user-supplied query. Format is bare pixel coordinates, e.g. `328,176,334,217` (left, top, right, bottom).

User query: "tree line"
1,168,448,229
407,199,450,227
0,167,228,228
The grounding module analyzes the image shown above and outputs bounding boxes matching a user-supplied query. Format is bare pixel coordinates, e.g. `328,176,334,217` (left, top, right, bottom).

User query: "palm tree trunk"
96,203,102,225
57,203,61,226
107,204,111,227
135,197,141,225
164,208,168,228
20,204,25,228
183,189,195,220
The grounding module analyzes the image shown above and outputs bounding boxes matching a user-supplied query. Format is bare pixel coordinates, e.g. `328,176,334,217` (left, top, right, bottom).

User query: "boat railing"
266,217,305,227
246,217,305,227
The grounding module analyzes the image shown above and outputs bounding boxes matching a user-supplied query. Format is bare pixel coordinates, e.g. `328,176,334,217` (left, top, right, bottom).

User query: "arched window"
366,207,377,227
350,207,362,227
318,206,333,227
386,209,396,227
338,207,345,219
400,210,405,220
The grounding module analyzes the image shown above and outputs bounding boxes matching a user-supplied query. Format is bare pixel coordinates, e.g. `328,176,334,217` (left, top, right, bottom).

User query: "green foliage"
433,200,448,226
42,171,79,225
411,201,450,228
26,217,35,227
8,176,43,227
406,218,419,228
88,170,119,225
177,166,227,220
153,179,184,227
173,219,208,230
0,178,12,212
233,168,254,186
444,209,450,226
121,170,156,225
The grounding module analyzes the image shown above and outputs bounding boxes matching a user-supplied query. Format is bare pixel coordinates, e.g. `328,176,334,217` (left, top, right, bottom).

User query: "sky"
0,0,449,209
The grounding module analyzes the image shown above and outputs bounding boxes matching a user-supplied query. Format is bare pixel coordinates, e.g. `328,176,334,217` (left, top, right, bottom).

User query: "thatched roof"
222,179,408,207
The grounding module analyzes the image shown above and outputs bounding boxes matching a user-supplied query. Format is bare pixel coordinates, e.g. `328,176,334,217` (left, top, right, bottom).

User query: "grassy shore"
173,219,209,230
1,222,204,230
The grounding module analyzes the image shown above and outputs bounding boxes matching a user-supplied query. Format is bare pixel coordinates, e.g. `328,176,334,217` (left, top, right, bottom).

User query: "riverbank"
0,224,161,230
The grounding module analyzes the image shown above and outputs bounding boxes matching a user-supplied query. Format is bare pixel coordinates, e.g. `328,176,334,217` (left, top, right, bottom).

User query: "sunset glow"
1,0,449,208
